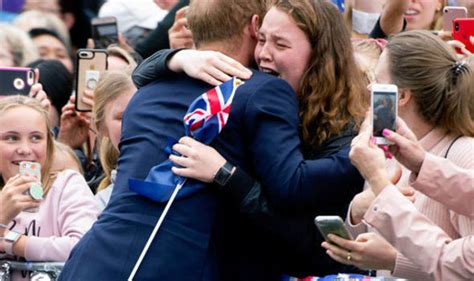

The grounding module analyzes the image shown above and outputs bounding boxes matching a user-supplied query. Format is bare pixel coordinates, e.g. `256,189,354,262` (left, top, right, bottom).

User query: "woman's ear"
398,88,412,108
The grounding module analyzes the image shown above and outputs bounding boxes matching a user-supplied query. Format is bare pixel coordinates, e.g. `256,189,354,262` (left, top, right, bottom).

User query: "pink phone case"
443,7,467,31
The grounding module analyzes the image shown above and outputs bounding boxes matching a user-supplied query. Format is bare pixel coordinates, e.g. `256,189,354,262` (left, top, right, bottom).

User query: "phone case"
314,216,353,241
19,161,42,182
75,49,108,112
0,67,35,96
453,18,474,53
443,7,467,31
371,84,398,145
91,17,118,49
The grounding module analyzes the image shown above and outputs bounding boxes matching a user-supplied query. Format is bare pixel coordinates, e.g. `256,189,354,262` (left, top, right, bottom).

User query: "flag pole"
128,179,187,281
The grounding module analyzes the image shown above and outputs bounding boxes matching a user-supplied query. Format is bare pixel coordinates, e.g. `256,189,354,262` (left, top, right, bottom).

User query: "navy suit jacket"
60,70,362,281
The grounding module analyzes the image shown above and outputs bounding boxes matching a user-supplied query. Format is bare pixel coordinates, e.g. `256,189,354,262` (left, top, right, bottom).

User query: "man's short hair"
187,0,267,48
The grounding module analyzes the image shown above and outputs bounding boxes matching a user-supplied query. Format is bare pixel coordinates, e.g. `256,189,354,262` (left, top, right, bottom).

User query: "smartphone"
371,84,398,145
91,16,119,49
443,6,467,31
19,161,41,181
75,49,108,112
19,161,43,205
314,216,353,241
0,67,35,96
453,18,474,53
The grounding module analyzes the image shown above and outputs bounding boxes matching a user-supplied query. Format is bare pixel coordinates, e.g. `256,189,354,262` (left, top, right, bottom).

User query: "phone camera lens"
455,23,459,32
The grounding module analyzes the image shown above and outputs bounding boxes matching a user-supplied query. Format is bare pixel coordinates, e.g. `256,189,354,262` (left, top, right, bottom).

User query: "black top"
134,0,190,59
369,17,407,39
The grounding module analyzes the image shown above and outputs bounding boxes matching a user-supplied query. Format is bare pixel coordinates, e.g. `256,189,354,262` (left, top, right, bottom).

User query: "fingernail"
381,145,388,152
370,136,376,145
386,152,393,159
382,129,391,137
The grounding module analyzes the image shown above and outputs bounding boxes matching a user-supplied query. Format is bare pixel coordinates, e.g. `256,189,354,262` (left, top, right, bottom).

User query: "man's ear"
398,88,412,108
250,15,260,39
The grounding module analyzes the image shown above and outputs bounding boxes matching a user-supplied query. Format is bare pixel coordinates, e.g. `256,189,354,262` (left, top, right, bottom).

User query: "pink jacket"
4,170,98,278
409,153,474,218
364,186,474,281
347,128,474,280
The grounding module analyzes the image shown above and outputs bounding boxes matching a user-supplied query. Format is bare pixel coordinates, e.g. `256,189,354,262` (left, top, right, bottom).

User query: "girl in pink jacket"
0,96,99,280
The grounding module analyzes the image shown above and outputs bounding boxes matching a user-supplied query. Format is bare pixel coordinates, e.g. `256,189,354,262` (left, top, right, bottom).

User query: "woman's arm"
383,119,474,218
365,187,474,281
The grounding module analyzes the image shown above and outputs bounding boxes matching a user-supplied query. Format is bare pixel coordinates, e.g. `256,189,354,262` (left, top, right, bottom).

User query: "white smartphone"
314,215,353,241
371,84,398,145
443,6,467,31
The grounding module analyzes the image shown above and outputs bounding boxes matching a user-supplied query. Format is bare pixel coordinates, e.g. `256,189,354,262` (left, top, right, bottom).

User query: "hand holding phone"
75,49,108,112
371,84,398,145
315,216,353,241
0,67,36,96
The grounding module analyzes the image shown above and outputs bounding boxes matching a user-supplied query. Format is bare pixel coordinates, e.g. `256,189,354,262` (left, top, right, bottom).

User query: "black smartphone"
91,16,119,49
74,49,108,112
0,67,35,96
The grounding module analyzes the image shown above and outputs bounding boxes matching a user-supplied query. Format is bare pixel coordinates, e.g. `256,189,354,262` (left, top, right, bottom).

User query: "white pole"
128,179,187,281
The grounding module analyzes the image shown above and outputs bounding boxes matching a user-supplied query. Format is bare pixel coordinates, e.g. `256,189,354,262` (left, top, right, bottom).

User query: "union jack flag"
183,77,244,144
129,77,244,202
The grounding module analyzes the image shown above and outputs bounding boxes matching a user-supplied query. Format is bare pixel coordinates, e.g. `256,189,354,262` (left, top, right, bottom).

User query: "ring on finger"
346,250,352,261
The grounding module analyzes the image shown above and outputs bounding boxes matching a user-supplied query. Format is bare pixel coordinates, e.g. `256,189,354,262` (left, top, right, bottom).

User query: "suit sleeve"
243,79,363,210
132,48,184,88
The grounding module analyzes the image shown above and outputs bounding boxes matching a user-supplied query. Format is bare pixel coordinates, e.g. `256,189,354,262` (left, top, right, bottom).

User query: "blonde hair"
53,140,83,174
386,30,473,136
352,39,386,84
0,96,56,195
0,24,39,66
93,70,135,191
107,46,138,69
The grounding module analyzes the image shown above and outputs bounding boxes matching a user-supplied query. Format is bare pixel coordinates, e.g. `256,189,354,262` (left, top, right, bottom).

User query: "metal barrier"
0,261,64,281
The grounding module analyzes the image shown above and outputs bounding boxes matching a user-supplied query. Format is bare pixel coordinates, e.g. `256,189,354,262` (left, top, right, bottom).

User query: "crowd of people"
0,0,473,280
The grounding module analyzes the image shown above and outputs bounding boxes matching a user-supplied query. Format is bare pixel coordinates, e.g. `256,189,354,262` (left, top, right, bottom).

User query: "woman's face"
405,0,442,30
0,106,48,182
32,34,73,73
102,88,135,150
255,7,312,91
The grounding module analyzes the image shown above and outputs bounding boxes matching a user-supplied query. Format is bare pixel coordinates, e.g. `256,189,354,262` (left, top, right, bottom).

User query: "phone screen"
92,22,118,49
315,216,353,241
372,91,397,138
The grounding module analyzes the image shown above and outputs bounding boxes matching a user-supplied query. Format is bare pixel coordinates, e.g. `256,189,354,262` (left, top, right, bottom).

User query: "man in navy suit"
59,0,362,280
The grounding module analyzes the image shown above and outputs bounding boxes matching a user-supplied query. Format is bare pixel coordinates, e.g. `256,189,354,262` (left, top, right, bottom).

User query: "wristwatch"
213,162,235,186
4,231,21,255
